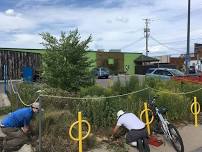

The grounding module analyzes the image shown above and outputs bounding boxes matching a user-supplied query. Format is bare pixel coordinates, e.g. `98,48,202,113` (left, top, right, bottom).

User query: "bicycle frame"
149,98,184,152
155,107,172,140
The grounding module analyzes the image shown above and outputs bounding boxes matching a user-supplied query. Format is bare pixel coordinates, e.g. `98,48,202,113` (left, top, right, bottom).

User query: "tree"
41,29,93,91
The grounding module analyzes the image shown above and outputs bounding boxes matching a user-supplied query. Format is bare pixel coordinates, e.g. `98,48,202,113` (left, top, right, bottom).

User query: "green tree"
41,29,93,91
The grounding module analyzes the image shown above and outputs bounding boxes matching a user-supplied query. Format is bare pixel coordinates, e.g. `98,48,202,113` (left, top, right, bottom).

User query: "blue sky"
0,0,202,56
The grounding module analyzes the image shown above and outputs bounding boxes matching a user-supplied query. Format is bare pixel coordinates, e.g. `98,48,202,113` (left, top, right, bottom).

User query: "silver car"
146,68,184,80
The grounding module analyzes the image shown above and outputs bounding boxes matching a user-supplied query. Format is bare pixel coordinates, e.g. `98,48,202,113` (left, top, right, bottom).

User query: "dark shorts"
126,127,148,143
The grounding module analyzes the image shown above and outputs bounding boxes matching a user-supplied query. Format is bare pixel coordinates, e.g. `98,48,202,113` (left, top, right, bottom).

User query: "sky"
0,0,202,56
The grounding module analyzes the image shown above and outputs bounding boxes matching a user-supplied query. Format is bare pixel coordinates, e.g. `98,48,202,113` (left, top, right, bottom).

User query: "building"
0,48,42,80
87,50,141,75
0,48,142,80
153,43,202,72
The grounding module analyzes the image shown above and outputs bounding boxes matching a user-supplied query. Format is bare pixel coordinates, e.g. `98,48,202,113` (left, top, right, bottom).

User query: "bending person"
0,102,40,152
112,110,148,146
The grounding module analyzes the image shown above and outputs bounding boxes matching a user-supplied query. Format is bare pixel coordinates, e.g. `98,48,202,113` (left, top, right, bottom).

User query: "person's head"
31,102,40,113
117,110,125,120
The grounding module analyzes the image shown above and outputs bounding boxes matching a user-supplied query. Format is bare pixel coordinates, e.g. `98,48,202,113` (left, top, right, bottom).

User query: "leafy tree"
41,29,93,91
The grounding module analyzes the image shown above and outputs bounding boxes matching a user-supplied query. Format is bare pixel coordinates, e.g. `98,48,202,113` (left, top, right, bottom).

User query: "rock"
18,144,34,152
0,93,11,107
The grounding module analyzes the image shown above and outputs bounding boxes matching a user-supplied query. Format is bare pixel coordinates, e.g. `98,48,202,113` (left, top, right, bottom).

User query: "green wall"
86,51,142,74
124,53,141,75
86,51,96,70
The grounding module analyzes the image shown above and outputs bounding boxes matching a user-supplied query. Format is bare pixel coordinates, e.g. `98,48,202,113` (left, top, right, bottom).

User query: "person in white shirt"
112,110,148,146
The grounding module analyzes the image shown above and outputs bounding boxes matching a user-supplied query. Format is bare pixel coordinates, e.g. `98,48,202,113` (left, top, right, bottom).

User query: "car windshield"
169,69,184,76
146,68,155,74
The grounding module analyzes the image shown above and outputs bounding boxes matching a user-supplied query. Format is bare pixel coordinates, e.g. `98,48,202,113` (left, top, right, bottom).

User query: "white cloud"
0,0,202,56
1,33,43,48
5,9,16,16
0,10,37,32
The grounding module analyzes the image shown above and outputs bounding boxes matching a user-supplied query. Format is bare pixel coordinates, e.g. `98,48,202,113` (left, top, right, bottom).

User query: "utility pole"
186,0,191,74
144,19,150,56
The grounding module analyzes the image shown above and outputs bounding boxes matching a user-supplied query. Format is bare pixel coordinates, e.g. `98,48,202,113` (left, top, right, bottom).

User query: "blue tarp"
22,67,33,82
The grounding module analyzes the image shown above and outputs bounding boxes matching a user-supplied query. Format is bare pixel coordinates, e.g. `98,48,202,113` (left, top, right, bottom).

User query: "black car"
92,67,110,79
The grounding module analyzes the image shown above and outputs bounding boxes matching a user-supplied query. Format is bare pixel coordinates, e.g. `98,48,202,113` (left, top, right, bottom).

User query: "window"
108,58,114,65
154,70,164,75
146,68,155,74
163,70,172,76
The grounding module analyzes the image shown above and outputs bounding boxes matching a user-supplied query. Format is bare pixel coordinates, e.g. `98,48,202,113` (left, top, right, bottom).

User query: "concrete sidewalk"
89,124,202,152
131,124,202,152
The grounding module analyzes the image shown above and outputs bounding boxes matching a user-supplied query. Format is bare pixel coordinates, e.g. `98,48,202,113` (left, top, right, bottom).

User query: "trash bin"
22,67,33,82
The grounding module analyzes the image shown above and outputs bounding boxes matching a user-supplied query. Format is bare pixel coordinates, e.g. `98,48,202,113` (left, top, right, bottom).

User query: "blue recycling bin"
22,67,33,82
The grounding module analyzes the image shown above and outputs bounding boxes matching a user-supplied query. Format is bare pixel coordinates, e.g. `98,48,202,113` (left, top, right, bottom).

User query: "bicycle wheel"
168,124,184,152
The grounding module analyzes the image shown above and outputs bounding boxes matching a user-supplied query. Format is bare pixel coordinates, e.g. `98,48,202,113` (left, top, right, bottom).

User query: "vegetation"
41,29,94,91
6,77,202,151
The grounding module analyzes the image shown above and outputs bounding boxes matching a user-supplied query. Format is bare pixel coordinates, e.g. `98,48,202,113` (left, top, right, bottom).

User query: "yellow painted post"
190,97,200,127
78,112,82,152
144,103,150,135
194,97,198,127
69,112,91,152
140,102,154,136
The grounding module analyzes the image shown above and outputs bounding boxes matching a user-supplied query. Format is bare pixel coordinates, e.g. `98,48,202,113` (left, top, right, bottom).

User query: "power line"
150,36,183,52
120,37,144,49
150,37,202,45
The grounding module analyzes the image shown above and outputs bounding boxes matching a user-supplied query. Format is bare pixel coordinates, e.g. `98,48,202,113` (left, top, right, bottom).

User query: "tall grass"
6,77,202,151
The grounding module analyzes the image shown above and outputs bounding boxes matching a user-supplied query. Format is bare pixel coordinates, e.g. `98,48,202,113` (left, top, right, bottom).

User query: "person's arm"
21,126,30,133
22,114,32,134
112,125,120,135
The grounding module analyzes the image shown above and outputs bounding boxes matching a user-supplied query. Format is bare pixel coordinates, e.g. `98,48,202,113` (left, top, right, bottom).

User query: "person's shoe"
130,141,137,147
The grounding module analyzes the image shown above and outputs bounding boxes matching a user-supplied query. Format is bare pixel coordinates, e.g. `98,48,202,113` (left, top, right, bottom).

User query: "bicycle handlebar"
148,95,159,107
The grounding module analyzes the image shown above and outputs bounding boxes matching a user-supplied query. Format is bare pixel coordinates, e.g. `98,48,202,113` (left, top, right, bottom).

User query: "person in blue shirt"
0,102,40,152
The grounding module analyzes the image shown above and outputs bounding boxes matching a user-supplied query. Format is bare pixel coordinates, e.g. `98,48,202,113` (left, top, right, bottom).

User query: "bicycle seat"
158,107,168,114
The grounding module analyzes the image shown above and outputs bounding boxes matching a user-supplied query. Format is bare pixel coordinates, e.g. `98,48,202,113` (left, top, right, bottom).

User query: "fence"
6,78,202,152
0,49,41,80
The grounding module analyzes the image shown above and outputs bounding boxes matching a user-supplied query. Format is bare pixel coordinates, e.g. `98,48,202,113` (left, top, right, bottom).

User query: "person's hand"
109,135,114,141
21,127,29,134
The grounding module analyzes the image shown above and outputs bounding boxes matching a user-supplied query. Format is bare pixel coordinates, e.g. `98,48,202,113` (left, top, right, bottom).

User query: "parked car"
146,68,156,74
92,67,110,79
189,66,196,74
146,68,184,80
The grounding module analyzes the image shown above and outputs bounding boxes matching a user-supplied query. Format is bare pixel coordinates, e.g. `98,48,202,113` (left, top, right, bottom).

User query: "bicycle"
148,96,184,152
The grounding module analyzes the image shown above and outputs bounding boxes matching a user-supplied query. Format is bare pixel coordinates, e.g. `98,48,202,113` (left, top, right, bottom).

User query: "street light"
186,0,191,74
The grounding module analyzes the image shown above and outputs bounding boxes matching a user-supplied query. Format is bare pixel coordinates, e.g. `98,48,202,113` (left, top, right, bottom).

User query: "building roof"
134,54,159,62
0,47,142,54
0,48,44,54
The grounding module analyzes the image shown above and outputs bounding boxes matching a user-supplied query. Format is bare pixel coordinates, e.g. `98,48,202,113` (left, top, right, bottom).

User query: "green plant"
8,78,201,151
41,29,94,91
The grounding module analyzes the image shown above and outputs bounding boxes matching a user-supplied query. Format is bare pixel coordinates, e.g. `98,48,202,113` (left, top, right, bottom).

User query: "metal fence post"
39,96,42,152
4,64,8,94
